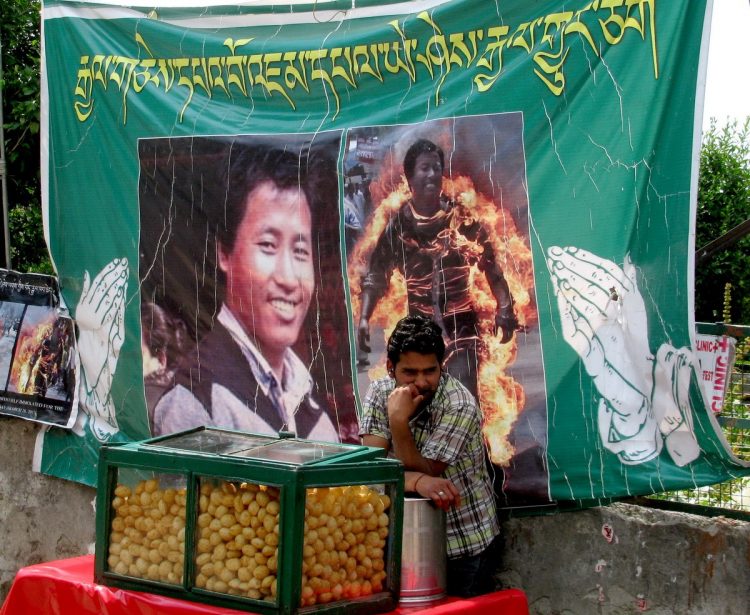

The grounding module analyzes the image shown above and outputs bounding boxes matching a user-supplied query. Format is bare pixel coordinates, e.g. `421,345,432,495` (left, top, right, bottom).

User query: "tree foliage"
695,118,750,324
1,0,49,272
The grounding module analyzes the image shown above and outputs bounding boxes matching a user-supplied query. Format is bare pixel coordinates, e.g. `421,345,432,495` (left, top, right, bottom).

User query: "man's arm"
361,433,459,510
475,223,518,343
484,258,517,343
362,434,389,451
357,288,378,353
385,384,445,473
387,384,463,511
362,433,445,475
358,222,397,352
390,418,447,476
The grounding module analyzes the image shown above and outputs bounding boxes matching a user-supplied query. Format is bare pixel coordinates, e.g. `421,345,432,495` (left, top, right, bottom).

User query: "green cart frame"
94,427,404,615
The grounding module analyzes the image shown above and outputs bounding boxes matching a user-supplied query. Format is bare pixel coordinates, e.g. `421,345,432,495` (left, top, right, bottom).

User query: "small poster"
0,270,78,427
695,333,737,414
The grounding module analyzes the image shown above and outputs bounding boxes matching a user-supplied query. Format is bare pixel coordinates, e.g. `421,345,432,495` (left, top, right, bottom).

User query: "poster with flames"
0,271,77,427
345,116,548,505
38,0,749,500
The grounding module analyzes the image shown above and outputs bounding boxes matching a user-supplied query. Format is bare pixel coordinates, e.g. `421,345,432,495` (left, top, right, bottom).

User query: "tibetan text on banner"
39,0,749,504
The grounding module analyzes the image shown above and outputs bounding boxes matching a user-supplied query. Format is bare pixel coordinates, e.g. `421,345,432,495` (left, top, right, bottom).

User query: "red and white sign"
695,334,736,414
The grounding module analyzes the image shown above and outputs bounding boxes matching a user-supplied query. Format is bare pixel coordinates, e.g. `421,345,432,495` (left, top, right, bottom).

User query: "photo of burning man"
8,306,76,404
0,302,24,381
347,115,550,505
138,133,357,442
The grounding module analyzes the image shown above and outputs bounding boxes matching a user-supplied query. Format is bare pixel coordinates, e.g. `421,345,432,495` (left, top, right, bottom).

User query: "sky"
703,0,750,130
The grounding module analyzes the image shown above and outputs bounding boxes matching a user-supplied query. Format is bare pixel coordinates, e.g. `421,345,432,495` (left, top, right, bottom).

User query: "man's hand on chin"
386,384,423,424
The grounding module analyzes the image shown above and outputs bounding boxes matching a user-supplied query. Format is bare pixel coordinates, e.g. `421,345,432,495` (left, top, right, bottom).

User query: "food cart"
94,427,404,615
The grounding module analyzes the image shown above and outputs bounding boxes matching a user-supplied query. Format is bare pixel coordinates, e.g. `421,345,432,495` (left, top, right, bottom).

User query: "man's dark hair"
219,145,311,253
403,139,445,181
387,315,445,365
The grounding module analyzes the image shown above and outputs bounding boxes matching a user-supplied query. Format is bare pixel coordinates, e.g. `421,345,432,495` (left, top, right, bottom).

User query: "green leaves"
8,205,51,274
2,0,48,273
695,118,750,324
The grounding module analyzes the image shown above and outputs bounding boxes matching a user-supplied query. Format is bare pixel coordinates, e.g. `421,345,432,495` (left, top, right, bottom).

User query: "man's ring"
438,490,445,496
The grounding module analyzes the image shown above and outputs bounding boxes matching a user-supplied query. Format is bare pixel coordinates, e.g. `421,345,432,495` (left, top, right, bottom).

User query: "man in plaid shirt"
360,315,501,597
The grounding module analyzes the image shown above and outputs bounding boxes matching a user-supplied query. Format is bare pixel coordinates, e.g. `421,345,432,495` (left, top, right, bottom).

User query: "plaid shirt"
360,373,500,558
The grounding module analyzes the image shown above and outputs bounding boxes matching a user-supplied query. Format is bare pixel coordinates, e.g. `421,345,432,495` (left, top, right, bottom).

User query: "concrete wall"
500,503,750,615
1,419,748,613
0,418,96,601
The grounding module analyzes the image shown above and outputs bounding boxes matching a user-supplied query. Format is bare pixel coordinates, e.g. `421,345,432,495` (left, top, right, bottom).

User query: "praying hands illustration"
548,246,699,466
75,258,129,442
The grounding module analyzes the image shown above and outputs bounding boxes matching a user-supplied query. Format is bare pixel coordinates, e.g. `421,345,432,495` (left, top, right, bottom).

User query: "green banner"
39,0,749,505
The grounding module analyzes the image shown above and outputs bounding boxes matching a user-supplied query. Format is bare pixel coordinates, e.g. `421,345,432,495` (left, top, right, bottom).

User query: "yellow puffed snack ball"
298,484,391,606
108,479,186,584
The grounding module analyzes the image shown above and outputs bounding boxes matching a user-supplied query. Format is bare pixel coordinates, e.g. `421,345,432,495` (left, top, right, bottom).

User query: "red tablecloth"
0,556,528,615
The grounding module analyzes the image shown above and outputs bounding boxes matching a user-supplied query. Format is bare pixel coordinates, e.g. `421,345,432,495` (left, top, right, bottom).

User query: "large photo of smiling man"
138,134,355,441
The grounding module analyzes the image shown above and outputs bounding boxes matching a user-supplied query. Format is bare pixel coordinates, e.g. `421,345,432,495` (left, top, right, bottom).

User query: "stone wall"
1,418,748,613
0,418,96,601
500,503,750,615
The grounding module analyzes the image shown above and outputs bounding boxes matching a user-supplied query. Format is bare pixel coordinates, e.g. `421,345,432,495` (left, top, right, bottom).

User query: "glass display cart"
94,427,404,615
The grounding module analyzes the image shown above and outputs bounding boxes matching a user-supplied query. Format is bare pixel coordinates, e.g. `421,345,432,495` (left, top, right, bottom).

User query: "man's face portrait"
139,133,359,442
218,180,315,361
408,151,443,210
389,351,442,407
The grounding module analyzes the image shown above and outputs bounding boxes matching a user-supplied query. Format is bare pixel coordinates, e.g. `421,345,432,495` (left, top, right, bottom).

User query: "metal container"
399,496,446,604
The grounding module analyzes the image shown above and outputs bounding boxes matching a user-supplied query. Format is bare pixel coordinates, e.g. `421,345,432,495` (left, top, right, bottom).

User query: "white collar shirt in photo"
218,304,313,433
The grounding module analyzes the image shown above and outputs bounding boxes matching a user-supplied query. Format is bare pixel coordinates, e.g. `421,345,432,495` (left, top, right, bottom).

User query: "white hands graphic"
74,258,129,442
652,345,700,466
548,246,699,466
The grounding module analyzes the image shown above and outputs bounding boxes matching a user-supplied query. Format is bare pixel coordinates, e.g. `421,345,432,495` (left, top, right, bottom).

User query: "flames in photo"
10,313,70,398
349,154,536,466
